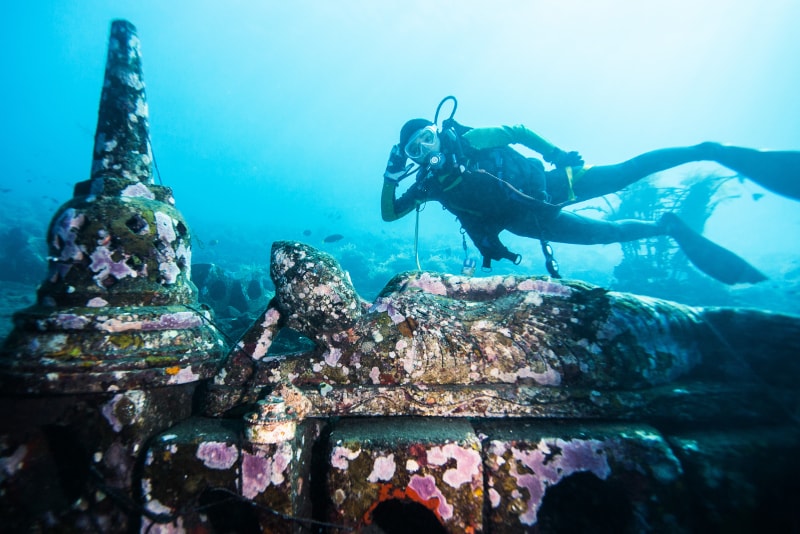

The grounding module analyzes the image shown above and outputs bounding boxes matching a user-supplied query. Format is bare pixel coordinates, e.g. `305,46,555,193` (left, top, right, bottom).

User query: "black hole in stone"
536,471,633,533
193,263,212,287
270,328,316,355
42,425,92,503
209,280,227,301
247,278,263,300
228,280,248,313
369,498,448,534
197,488,261,534
125,214,148,234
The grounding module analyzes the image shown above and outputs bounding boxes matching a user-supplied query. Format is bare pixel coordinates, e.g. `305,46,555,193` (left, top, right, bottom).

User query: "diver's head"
399,119,439,163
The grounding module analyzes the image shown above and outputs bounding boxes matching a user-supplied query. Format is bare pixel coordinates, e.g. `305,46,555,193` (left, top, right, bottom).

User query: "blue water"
1,1,799,311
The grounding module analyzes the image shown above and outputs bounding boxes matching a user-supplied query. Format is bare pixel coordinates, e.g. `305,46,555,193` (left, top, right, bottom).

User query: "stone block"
326,417,483,533
478,420,686,532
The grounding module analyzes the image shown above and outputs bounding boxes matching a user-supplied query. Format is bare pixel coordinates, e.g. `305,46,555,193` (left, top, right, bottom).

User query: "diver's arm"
382,143,421,221
462,125,582,166
381,180,422,221
462,125,557,158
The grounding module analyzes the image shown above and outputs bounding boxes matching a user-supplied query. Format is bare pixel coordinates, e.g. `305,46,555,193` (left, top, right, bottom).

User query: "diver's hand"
550,148,584,168
384,144,412,183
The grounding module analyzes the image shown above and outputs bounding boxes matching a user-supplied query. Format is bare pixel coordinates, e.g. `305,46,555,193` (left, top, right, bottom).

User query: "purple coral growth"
507,438,611,526
407,272,448,296
426,444,482,489
367,454,396,483
408,474,453,520
196,441,238,470
141,312,201,331
516,279,573,297
89,244,136,285
55,313,91,330
121,182,155,200
242,452,270,499
51,208,87,263
155,211,176,244
372,297,405,324
240,444,293,498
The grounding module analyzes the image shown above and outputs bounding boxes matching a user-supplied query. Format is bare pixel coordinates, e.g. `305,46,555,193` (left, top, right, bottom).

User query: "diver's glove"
384,144,413,183
549,148,584,169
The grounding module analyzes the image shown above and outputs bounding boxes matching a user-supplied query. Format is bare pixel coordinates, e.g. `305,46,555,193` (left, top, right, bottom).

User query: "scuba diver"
381,96,800,284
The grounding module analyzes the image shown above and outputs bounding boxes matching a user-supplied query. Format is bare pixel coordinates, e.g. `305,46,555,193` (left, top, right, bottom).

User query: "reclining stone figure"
204,241,800,422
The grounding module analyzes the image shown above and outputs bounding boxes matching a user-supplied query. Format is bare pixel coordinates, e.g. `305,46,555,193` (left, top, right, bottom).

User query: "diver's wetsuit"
382,122,796,281
381,124,667,266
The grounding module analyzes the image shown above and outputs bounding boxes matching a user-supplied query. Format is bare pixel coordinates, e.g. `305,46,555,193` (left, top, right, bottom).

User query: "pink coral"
516,279,573,296
252,308,281,360
270,443,292,485
369,367,381,384
372,297,406,324
367,454,396,483
242,452,269,499
324,347,342,366
89,244,136,285
408,474,453,520
196,441,238,470
141,312,201,331
51,208,86,264
331,446,361,470
154,211,176,244
121,182,155,199
426,443,482,489
408,272,448,296
505,438,611,526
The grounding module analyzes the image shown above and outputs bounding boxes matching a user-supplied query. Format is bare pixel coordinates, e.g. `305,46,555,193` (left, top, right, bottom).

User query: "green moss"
49,343,87,361
109,333,139,350
144,355,181,367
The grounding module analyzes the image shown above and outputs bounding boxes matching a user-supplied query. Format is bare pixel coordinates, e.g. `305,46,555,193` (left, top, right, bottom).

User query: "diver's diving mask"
404,126,440,162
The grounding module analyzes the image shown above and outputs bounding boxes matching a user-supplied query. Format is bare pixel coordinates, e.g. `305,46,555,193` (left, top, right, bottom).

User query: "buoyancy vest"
429,120,554,221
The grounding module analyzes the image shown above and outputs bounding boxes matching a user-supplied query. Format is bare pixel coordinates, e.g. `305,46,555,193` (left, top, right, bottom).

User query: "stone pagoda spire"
0,20,225,393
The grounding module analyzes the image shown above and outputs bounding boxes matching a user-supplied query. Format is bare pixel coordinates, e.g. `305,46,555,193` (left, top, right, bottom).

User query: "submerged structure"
0,20,226,532
2,19,800,533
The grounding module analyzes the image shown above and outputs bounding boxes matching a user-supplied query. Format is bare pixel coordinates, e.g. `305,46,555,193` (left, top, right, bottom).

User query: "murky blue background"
1,1,798,310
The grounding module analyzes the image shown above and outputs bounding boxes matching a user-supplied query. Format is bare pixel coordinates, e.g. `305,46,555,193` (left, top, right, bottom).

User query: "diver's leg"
572,144,718,200
574,143,800,202
518,211,766,284
700,143,800,201
517,211,664,245
659,212,767,284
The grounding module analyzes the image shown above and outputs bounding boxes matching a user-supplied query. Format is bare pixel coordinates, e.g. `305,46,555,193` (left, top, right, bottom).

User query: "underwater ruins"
1,19,799,533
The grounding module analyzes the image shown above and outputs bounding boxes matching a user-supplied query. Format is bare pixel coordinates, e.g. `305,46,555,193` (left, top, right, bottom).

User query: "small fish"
0,188,11,193
752,193,764,201
323,234,344,243
303,229,312,236
208,239,220,246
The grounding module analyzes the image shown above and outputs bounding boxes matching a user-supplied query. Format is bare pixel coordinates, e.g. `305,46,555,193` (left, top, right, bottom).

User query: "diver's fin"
712,144,800,201
661,212,767,285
